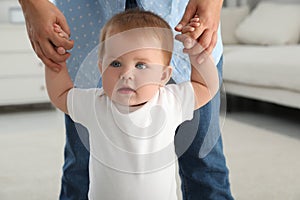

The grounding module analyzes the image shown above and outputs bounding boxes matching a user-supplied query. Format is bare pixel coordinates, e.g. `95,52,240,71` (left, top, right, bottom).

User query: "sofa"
221,0,300,109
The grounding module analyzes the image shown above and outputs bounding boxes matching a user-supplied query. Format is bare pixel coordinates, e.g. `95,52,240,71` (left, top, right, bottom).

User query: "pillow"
221,6,250,45
235,2,300,45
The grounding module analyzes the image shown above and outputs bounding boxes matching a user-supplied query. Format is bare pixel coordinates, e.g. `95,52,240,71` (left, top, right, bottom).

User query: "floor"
223,98,300,200
0,105,65,200
0,100,299,200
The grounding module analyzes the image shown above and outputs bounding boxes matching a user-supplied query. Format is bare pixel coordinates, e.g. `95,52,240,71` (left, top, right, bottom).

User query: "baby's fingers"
182,25,196,34
175,34,197,49
190,17,200,23
53,24,69,39
181,17,200,34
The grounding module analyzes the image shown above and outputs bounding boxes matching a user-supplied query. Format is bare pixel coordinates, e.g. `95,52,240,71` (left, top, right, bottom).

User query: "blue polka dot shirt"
55,0,223,88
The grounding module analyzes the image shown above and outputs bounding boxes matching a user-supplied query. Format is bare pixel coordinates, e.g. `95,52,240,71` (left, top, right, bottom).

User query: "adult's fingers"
175,1,196,32
52,23,74,55
34,41,62,71
49,29,74,51
52,24,74,49
197,29,214,52
204,31,217,55
183,29,214,56
39,37,71,63
194,31,217,65
194,49,211,65
176,33,214,65
56,46,66,55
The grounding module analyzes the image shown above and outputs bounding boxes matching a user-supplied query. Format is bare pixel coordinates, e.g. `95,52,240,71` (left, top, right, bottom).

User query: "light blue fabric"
56,0,222,84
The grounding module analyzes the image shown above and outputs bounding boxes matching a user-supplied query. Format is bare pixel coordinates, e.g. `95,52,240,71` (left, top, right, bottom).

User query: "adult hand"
19,0,74,71
175,0,223,58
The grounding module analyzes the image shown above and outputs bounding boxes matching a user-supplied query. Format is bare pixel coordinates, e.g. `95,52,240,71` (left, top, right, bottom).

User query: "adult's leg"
176,57,234,200
60,116,90,200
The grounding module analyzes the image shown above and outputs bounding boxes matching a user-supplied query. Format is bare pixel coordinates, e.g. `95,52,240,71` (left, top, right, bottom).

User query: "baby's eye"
135,63,147,70
110,60,121,68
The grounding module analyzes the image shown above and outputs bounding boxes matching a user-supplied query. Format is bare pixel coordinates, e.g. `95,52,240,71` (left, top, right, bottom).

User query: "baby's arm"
45,24,74,114
189,51,219,110
177,16,219,110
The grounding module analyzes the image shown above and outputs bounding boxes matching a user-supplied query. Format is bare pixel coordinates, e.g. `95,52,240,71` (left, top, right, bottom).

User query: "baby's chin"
113,99,147,107
111,97,148,108
111,99,148,113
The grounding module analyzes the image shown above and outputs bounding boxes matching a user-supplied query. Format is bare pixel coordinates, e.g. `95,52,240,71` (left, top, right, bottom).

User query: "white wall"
225,0,300,8
225,0,248,7
0,0,23,23
247,0,300,8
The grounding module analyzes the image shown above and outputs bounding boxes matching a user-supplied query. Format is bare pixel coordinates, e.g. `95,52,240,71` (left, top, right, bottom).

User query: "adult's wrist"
19,0,34,12
19,0,46,11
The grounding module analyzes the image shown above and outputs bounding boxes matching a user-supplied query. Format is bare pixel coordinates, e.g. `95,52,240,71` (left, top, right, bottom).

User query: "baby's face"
100,47,169,107
99,28,172,107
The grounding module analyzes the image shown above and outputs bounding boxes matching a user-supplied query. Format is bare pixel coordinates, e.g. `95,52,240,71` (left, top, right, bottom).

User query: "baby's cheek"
138,70,163,85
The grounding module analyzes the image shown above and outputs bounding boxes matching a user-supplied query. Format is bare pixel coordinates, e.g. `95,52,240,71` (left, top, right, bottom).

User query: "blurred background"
0,0,300,199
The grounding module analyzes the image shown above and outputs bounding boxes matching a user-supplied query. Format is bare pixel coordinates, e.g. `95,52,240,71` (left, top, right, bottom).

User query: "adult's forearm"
18,0,73,70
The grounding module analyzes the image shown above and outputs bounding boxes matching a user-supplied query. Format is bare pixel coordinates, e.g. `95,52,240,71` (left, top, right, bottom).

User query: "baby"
47,9,218,200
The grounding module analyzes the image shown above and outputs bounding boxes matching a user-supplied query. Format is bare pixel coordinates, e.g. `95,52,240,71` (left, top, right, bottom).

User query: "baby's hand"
175,15,209,64
175,15,200,50
181,15,200,34
53,23,69,39
53,23,69,55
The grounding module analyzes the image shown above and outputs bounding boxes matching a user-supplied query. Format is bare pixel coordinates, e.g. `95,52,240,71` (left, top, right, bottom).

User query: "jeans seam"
179,166,189,200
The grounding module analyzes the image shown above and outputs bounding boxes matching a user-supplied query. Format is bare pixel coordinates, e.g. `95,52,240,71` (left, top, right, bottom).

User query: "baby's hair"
99,9,174,65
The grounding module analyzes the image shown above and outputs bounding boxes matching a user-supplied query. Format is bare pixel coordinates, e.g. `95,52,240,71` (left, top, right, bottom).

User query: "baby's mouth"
117,87,136,94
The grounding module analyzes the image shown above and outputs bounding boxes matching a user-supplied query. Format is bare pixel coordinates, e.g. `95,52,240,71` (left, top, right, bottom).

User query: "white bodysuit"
67,82,195,200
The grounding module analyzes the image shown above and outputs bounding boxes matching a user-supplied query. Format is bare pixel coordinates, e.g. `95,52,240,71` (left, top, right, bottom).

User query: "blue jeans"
59,57,233,200
176,58,233,200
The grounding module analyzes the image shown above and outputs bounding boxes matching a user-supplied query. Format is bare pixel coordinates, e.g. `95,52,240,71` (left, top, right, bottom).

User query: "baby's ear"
160,66,172,85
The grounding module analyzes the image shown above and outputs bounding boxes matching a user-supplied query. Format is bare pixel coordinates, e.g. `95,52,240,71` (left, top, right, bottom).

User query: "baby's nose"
120,69,135,80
